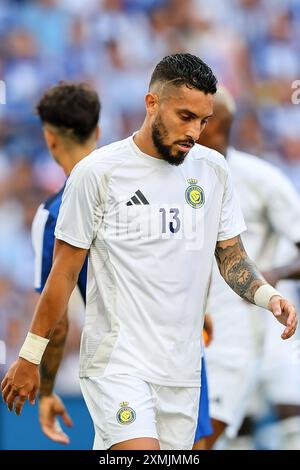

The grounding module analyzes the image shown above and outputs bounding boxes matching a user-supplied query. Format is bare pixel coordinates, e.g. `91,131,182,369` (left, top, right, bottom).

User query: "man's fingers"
14,394,28,416
289,317,298,331
2,383,12,403
281,325,292,340
281,324,297,340
42,422,70,445
287,305,297,327
284,305,297,336
1,359,40,414
1,376,8,391
60,410,73,428
271,298,298,339
3,384,36,412
6,388,19,412
29,387,37,405
272,301,282,317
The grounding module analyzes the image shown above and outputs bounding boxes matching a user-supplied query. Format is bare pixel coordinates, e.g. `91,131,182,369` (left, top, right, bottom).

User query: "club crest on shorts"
185,178,205,209
116,401,136,425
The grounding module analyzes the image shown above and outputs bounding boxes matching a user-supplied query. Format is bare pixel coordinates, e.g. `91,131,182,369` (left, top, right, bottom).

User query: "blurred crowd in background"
0,0,300,396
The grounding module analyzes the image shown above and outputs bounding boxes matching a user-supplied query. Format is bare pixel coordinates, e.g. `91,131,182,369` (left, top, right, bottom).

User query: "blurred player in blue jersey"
31,81,100,444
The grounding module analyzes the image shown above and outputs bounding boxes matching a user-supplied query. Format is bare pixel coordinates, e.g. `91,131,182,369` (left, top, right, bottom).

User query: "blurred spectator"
19,0,71,58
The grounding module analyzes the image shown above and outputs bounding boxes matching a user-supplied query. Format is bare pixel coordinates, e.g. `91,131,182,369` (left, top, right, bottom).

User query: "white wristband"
254,284,282,310
19,332,49,365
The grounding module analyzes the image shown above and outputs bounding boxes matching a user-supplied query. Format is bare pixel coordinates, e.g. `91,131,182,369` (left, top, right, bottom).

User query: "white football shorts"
80,373,200,450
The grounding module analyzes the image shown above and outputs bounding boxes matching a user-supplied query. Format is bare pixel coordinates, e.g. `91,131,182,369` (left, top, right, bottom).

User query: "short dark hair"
36,81,101,143
149,53,217,95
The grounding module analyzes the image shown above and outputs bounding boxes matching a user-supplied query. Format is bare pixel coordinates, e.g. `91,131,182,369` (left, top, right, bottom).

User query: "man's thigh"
153,383,200,450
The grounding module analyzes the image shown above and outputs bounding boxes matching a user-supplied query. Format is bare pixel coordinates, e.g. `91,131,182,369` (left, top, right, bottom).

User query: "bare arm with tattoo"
215,235,266,303
39,313,73,445
215,235,298,339
39,313,68,398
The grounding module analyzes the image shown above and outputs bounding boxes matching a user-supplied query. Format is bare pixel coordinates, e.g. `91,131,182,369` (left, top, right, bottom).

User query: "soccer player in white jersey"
194,87,300,450
31,82,100,444
1,54,297,450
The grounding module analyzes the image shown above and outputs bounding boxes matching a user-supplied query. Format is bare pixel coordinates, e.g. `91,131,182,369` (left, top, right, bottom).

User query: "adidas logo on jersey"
126,190,149,206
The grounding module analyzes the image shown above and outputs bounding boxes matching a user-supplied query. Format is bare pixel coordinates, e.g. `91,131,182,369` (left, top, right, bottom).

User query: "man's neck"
134,126,162,160
60,144,96,175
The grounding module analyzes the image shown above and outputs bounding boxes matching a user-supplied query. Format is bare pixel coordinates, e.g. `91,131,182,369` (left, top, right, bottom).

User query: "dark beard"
151,117,187,166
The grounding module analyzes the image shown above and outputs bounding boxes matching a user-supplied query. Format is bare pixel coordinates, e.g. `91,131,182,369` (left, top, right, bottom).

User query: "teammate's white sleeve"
55,162,102,249
217,164,246,241
264,167,300,243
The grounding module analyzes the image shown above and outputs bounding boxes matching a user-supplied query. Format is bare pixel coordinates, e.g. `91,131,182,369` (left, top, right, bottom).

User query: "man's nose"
186,121,202,142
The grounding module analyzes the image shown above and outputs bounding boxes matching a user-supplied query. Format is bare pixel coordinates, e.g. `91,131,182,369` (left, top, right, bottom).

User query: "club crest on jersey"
116,402,136,425
185,178,205,209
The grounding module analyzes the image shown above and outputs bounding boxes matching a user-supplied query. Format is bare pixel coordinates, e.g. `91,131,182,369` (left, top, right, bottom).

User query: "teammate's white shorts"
258,291,300,407
207,281,300,436
207,355,259,437
205,301,261,436
80,373,200,450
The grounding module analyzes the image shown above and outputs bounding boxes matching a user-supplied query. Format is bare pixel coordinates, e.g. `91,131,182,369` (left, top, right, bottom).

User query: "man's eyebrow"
177,109,198,118
177,109,213,119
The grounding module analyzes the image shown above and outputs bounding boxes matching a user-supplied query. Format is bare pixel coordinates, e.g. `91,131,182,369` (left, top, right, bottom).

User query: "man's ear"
43,126,57,152
145,92,159,115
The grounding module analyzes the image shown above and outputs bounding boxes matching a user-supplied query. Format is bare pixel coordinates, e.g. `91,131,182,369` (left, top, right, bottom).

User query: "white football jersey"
55,136,245,386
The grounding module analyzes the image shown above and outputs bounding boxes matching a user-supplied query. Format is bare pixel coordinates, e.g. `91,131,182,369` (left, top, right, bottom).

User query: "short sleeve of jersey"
264,167,300,243
32,203,52,292
55,161,102,249
217,163,247,241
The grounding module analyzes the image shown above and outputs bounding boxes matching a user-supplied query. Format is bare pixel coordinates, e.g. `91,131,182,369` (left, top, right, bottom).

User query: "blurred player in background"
1,54,297,450
32,82,100,444
194,87,300,450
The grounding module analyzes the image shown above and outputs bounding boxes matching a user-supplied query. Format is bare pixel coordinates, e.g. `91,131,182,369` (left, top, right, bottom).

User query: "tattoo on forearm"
215,236,266,303
39,314,68,397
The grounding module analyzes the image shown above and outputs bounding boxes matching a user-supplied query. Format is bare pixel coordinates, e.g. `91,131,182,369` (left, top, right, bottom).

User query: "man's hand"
39,394,73,444
1,358,39,415
268,295,298,340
